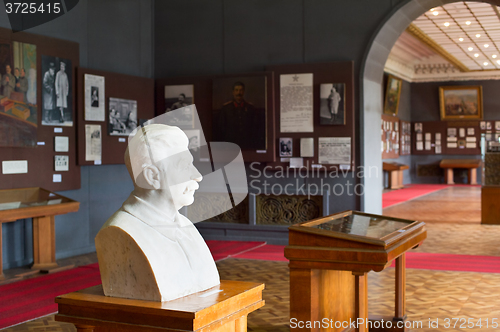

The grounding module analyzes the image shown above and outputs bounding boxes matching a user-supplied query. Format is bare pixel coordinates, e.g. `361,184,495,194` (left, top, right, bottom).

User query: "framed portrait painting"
439,86,483,120
383,75,402,116
212,76,266,150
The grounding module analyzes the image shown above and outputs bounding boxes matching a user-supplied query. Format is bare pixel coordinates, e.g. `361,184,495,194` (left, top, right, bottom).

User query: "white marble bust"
95,124,220,302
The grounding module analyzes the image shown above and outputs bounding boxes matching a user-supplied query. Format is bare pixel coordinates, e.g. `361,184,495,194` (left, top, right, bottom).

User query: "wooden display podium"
439,159,481,185
55,280,264,332
0,187,79,282
383,163,409,190
285,211,426,332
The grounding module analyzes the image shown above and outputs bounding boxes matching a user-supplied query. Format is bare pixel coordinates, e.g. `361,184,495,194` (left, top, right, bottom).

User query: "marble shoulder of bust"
96,207,220,302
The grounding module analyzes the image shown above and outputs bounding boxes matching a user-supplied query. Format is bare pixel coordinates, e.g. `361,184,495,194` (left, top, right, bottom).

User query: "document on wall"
318,137,351,164
84,74,105,121
54,136,69,152
85,124,102,161
300,138,314,157
280,73,313,133
416,141,423,151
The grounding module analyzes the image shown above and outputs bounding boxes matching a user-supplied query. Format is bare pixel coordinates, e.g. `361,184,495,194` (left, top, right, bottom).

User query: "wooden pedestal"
439,159,481,185
383,163,409,190
55,280,265,332
481,185,500,224
286,211,426,332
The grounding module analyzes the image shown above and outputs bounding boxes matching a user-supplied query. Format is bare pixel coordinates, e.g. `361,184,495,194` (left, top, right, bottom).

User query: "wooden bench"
383,162,409,189
439,159,481,185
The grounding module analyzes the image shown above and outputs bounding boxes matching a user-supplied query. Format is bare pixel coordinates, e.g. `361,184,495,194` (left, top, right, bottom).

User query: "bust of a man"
95,124,220,302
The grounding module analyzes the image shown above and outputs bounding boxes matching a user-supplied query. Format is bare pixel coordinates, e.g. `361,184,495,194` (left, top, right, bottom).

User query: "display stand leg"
32,216,74,273
290,268,319,331
32,216,57,271
354,272,368,332
444,168,454,184
398,170,404,189
389,171,398,189
394,254,407,322
234,314,247,332
469,168,477,185
75,325,94,332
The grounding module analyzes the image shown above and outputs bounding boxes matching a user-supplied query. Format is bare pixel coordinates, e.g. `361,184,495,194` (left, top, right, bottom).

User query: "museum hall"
1,1,500,332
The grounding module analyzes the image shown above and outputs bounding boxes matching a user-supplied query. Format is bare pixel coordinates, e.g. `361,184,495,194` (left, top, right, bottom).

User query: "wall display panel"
400,120,411,156
411,121,481,155
155,72,276,163
265,62,355,170
0,27,80,191
444,120,481,155
411,121,446,156
381,114,399,159
479,120,500,142
76,67,154,165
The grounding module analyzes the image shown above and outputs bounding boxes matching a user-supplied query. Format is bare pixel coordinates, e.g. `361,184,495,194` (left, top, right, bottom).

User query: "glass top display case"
290,210,425,248
0,187,79,221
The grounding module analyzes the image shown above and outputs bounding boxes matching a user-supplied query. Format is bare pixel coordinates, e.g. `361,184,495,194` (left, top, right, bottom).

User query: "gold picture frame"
439,85,483,120
383,75,402,116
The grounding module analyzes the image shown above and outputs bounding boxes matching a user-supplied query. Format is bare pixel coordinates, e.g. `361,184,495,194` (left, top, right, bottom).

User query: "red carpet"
233,244,288,262
391,252,500,273
0,263,101,329
206,240,265,261
383,184,449,208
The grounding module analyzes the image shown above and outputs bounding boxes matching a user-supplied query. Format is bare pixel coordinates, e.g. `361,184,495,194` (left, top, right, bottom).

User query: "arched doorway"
360,0,499,213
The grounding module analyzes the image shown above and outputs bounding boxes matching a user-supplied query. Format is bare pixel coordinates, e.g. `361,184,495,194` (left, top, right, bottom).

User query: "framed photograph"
54,155,69,171
480,121,486,130
439,86,483,120
467,128,475,136
487,122,492,130
108,97,138,136
415,123,423,133
383,75,402,116
279,138,293,157
164,84,194,128
41,55,73,126
212,76,266,150
319,83,345,125
447,128,457,137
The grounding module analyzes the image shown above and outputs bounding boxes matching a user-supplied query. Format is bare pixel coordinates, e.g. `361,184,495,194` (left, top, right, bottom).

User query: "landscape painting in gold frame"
439,86,483,120
383,75,402,116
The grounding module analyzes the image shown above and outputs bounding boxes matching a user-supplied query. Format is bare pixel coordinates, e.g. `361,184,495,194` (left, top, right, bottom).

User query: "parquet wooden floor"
383,186,481,224
4,186,500,331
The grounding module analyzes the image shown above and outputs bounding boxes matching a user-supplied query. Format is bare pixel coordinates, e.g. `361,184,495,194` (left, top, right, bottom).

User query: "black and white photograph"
448,128,457,137
41,55,73,126
164,85,194,128
108,97,138,136
319,83,345,125
480,121,486,130
54,155,69,171
415,123,423,133
279,137,293,157
212,76,267,150
91,86,99,107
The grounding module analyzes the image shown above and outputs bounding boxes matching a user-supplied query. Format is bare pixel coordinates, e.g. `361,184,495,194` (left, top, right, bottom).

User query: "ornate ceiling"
385,1,500,82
